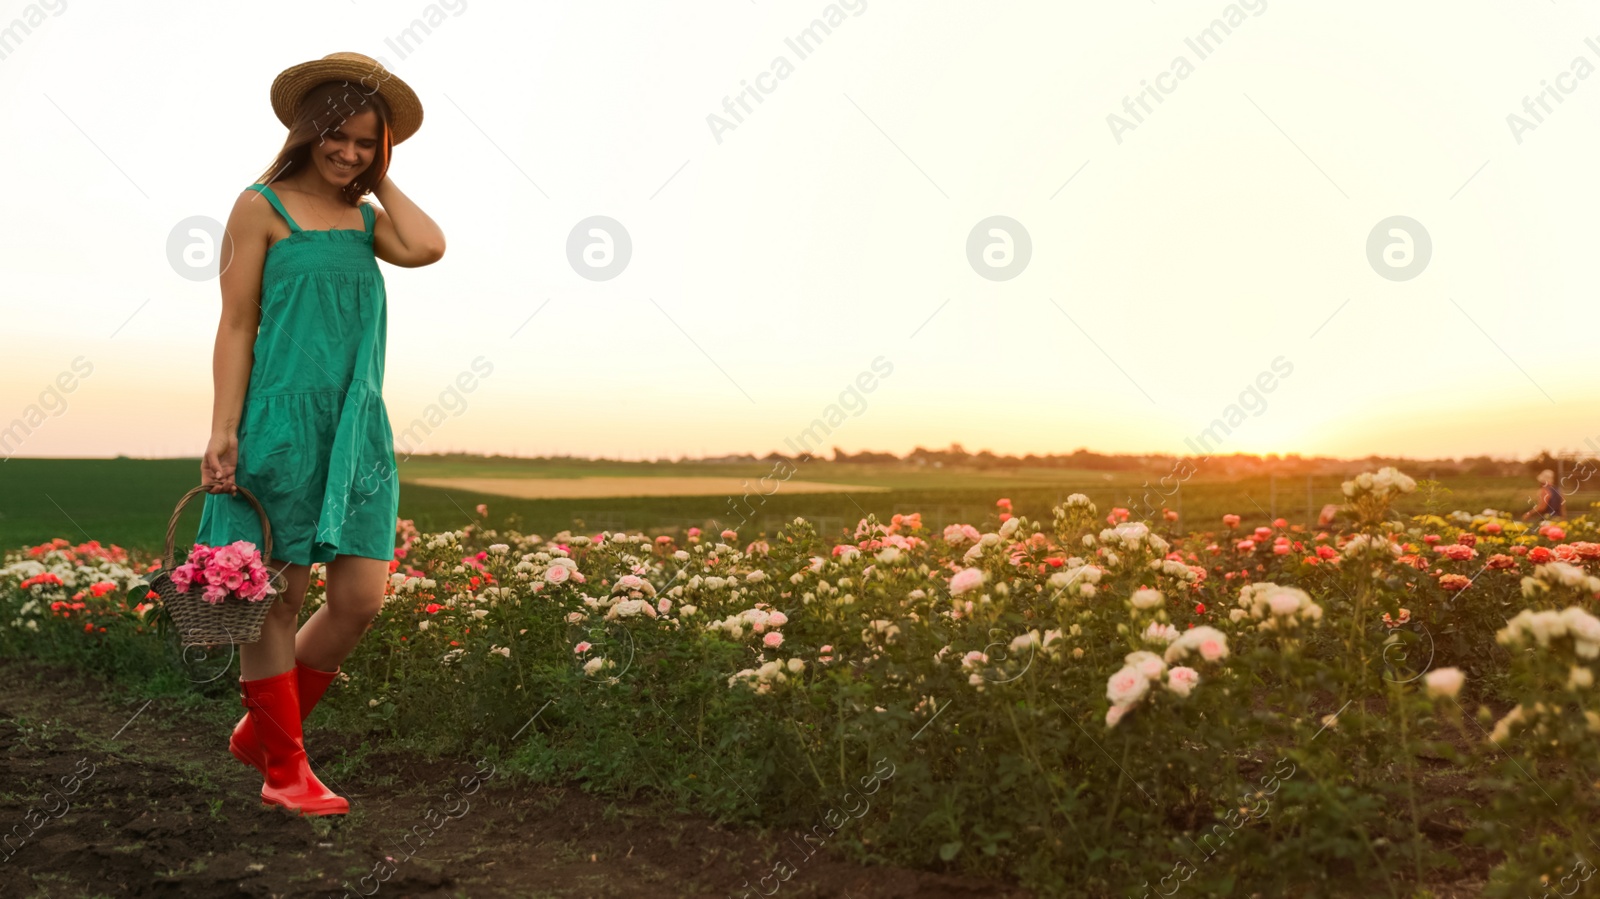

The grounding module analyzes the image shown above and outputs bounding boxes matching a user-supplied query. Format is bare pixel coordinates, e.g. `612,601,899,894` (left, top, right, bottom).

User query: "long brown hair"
255,80,393,206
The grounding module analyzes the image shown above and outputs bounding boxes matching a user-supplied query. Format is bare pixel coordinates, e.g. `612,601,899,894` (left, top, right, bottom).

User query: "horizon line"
2,446,1591,466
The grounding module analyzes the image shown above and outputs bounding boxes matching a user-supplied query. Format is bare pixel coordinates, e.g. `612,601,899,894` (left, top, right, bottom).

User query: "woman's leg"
294,555,389,672
238,559,311,679
230,557,349,813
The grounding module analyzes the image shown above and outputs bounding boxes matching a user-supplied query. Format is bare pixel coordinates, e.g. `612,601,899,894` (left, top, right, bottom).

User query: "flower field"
3,470,1598,897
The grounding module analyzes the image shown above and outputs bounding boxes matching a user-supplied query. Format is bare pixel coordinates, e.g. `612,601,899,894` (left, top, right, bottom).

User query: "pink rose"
1166,666,1200,697
1106,666,1148,706
763,631,784,648
212,545,244,571
767,611,788,627
545,565,570,584
574,641,592,654
202,585,228,605
943,524,981,546
949,567,984,595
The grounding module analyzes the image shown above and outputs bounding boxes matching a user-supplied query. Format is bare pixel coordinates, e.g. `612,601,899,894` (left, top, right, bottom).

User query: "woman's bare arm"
370,177,445,268
203,190,270,493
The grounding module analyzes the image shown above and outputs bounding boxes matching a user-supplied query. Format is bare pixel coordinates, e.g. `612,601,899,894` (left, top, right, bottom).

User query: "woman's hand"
203,432,239,494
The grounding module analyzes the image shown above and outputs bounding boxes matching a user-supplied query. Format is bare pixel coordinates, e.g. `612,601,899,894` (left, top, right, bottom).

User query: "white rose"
1106,665,1150,707
1130,588,1164,610
1266,588,1305,617
1424,667,1464,699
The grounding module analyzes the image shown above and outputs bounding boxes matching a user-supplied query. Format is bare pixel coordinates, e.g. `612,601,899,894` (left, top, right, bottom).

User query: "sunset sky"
3,1,1598,462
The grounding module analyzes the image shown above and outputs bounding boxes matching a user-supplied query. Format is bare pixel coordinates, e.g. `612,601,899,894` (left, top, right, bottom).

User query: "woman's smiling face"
311,108,380,186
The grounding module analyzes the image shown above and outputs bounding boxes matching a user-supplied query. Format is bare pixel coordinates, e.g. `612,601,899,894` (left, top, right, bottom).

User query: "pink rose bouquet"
169,540,276,604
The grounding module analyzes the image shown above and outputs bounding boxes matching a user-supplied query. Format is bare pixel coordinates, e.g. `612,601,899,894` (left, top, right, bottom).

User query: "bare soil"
0,657,1024,899
405,477,889,500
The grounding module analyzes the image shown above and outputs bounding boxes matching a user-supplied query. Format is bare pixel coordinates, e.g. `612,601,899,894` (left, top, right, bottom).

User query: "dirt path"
0,658,1026,899
405,477,889,500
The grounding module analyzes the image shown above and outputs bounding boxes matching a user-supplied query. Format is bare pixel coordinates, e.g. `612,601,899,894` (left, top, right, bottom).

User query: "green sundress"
195,182,399,566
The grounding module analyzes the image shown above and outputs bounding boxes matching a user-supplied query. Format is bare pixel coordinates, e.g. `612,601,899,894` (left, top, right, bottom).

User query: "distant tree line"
406,446,1596,480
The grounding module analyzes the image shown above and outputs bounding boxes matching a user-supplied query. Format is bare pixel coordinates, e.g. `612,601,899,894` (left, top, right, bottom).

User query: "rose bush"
2,473,1597,897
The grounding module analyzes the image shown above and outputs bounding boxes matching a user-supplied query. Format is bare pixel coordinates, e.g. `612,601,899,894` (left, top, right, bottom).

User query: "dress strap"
359,202,375,235
247,183,301,233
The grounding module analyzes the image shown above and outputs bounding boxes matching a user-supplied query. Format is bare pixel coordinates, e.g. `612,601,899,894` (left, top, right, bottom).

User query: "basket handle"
163,485,275,570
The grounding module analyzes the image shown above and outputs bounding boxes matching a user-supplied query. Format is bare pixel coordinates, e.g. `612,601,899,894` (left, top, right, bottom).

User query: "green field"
0,455,1586,555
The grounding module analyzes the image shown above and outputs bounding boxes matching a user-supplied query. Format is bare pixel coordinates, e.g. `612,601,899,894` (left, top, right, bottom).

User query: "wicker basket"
148,485,286,646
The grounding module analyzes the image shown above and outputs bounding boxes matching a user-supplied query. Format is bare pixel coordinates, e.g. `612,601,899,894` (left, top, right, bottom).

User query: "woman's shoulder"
230,184,278,215
223,185,289,249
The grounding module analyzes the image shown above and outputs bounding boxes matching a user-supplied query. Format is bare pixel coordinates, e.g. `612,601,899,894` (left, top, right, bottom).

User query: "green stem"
1005,701,1061,807
1396,684,1423,887
837,690,846,786
790,716,828,791
1104,736,1130,830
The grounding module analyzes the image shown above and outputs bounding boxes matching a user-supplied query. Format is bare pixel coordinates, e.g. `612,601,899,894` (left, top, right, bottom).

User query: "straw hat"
270,52,423,145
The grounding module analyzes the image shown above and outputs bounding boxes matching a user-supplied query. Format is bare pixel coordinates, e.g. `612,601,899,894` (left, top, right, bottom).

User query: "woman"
195,52,445,816
1521,469,1566,522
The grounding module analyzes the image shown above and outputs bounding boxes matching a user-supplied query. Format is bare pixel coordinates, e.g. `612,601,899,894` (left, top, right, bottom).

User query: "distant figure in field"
1521,469,1566,521
1318,504,1340,527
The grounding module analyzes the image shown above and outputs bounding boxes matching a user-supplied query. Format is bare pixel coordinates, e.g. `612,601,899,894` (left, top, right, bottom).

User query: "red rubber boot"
239,668,349,816
229,661,339,775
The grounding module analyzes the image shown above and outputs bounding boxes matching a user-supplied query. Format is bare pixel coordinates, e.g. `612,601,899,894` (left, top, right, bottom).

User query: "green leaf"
939,841,962,861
